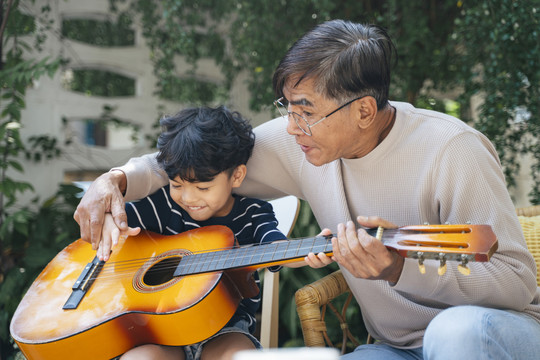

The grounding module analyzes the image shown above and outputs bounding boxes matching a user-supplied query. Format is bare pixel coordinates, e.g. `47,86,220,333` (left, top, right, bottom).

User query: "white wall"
13,0,271,207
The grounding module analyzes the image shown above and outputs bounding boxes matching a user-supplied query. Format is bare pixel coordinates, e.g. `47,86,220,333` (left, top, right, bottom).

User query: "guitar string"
89,236,335,282
92,238,333,281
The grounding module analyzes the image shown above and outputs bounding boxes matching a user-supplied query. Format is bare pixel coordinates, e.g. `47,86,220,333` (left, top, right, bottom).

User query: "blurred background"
1,0,539,358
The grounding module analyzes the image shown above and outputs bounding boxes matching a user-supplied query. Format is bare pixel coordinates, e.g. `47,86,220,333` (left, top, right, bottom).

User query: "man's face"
282,78,366,166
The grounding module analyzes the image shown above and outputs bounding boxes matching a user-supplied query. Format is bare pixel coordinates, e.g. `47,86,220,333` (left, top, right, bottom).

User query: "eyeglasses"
273,96,363,136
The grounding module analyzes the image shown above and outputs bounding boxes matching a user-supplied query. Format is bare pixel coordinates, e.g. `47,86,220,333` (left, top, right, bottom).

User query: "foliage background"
1,0,539,358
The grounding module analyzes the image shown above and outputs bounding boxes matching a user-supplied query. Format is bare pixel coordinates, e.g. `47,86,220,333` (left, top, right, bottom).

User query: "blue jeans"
342,305,540,360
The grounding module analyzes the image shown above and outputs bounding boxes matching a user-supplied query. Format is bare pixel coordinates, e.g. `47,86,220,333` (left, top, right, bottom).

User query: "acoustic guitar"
10,224,497,360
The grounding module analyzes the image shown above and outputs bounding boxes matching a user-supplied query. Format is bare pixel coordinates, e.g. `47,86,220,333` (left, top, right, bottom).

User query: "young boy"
97,106,288,360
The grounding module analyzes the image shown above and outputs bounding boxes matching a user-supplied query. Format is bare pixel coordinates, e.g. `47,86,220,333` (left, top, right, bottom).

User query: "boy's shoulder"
231,195,277,218
234,194,273,208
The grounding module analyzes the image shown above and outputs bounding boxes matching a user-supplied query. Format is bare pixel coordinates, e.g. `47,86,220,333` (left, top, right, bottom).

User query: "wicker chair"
295,205,540,353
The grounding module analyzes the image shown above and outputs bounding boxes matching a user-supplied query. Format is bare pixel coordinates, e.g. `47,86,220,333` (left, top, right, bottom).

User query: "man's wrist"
108,169,127,195
387,254,404,285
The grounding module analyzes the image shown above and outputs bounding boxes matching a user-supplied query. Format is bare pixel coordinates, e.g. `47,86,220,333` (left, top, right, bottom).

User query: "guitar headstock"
382,224,498,276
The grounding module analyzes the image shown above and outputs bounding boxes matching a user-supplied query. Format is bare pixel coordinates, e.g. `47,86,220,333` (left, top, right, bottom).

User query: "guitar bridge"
63,256,104,310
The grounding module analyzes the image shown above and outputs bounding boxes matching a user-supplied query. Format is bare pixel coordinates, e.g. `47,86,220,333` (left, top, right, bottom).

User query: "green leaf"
8,160,24,172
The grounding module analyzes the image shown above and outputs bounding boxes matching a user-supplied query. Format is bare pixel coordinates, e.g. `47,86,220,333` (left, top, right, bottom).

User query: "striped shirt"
126,186,286,333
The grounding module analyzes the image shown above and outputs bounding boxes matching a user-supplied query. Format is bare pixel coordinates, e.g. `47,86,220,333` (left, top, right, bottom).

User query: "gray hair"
272,20,396,109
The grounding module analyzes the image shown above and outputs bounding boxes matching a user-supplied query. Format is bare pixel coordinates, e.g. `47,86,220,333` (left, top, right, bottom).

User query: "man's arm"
74,170,128,249
113,152,169,201
74,152,169,247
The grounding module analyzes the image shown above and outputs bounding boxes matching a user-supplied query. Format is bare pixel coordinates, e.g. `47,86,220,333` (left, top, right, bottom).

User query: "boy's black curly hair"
156,106,255,182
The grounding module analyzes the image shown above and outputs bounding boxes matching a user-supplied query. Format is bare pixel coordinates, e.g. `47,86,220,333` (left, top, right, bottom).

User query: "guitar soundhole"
133,249,190,293
143,256,181,286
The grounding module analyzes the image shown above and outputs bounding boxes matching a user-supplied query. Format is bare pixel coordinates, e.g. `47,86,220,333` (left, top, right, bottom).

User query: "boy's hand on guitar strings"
97,214,140,261
74,170,128,250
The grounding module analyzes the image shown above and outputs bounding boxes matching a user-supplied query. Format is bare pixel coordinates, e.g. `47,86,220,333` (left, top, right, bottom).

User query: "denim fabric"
423,305,540,360
342,305,540,360
342,344,423,360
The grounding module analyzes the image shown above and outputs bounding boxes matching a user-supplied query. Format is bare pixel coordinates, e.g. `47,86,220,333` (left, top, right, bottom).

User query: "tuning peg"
416,251,426,274
458,264,470,275
458,254,471,275
438,253,447,275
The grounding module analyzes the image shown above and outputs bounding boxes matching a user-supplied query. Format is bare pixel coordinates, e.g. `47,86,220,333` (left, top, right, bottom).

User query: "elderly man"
75,20,540,359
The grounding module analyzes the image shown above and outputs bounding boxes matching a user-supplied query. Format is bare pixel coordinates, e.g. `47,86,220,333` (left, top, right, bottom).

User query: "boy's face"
169,165,247,221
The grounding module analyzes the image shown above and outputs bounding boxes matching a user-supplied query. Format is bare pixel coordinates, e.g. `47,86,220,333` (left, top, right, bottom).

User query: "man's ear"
231,165,247,188
353,96,378,129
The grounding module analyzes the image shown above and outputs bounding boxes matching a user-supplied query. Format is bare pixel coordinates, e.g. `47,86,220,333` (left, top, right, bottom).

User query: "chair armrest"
517,206,540,286
516,205,540,217
295,269,358,352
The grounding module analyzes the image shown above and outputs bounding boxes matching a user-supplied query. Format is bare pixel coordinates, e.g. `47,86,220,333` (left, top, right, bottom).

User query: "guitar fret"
215,248,232,271
230,247,245,268
249,245,264,265
236,246,250,268
201,250,217,272
311,237,330,254
259,243,278,263
300,238,314,256
197,252,209,273
191,252,207,274
176,253,193,276
274,241,290,261
283,239,301,259
244,245,258,266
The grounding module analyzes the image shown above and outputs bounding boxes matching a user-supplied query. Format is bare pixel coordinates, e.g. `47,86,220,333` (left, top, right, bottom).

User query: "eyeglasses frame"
273,96,364,136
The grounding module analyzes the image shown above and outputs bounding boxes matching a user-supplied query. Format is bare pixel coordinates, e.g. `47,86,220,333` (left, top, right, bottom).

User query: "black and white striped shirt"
126,185,286,333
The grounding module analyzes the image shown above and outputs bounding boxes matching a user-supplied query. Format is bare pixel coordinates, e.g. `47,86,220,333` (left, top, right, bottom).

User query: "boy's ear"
231,165,247,188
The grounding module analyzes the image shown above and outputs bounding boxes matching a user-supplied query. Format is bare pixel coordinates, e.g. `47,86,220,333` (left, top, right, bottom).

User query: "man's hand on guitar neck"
332,216,404,284
74,170,129,250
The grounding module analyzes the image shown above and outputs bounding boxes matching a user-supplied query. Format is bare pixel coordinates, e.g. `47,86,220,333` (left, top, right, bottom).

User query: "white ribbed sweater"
120,101,540,348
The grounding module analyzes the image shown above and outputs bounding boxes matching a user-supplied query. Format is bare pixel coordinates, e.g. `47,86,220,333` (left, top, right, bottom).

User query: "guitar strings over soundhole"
143,257,182,286
133,249,189,293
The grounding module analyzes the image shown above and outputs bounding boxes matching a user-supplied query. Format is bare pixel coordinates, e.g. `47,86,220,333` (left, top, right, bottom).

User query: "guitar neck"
173,234,334,277
172,224,497,277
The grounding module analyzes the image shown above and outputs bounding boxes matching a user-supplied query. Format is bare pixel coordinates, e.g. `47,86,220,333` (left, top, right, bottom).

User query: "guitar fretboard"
173,235,334,276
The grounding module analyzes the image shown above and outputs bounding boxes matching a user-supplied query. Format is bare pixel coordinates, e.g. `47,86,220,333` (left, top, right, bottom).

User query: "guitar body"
10,226,243,360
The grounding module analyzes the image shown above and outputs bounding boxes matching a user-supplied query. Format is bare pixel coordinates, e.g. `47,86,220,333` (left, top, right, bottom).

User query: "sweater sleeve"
113,152,169,202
